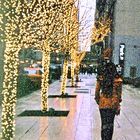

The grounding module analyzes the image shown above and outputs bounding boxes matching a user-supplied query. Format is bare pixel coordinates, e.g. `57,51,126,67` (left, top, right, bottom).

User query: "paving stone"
0,74,140,140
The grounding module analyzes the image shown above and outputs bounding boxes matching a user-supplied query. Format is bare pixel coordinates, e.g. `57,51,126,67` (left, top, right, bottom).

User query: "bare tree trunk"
1,48,19,139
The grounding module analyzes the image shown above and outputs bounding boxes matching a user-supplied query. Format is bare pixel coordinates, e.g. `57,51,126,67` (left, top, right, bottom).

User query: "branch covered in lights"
91,17,112,44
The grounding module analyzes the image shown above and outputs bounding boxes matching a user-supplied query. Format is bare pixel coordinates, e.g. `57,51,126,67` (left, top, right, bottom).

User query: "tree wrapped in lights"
1,46,20,139
41,41,51,111
70,49,76,86
0,0,93,138
15,0,64,112
60,0,84,93
75,51,86,81
91,17,112,44
60,0,93,87
0,0,23,138
61,52,69,94
70,6,79,87
0,0,69,139
60,0,77,94
16,0,71,111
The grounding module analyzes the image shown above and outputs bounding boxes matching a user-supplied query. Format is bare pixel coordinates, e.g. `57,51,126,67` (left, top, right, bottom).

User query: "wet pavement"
0,74,140,140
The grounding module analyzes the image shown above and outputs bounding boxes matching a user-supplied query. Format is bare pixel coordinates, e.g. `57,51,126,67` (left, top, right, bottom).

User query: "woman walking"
95,48,123,140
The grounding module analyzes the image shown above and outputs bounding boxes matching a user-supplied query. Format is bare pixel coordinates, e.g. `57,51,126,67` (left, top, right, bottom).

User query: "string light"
92,16,112,44
1,46,20,139
71,49,75,86
0,0,93,139
61,56,69,95
41,41,50,111
0,0,76,139
0,0,22,139
74,51,86,81
60,0,78,94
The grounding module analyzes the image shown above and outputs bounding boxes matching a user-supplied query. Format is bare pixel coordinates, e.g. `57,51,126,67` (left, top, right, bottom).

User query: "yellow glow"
41,41,50,111
71,49,76,86
61,58,69,94
1,0,78,139
0,0,91,139
92,17,112,44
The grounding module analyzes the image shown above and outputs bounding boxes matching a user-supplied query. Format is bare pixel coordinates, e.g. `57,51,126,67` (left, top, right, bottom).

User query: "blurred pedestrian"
95,48,123,140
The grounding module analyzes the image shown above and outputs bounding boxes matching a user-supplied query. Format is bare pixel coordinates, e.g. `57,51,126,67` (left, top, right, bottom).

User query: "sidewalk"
0,74,140,140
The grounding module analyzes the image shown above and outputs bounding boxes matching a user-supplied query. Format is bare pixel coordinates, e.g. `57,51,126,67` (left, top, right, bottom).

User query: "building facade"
93,0,116,50
94,0,140,78
113,0,140,78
